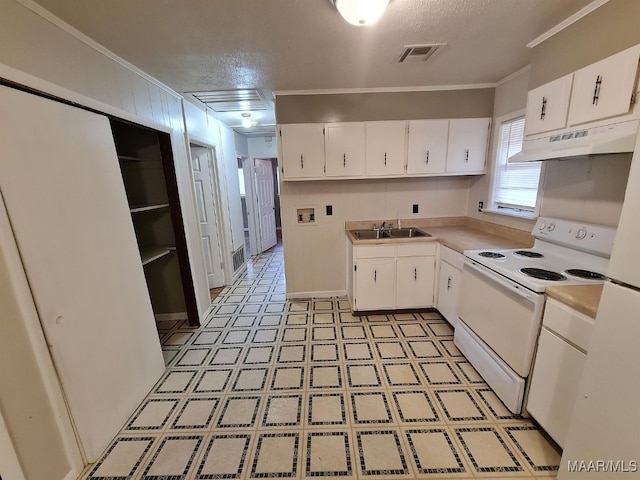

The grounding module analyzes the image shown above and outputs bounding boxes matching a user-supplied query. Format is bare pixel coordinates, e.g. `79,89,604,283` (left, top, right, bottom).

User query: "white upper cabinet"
365,121,407,176
325,123,366,177
525,74,573,136
407,119,449,175
567,44,640,126
279,124,325,179
446,118,490,174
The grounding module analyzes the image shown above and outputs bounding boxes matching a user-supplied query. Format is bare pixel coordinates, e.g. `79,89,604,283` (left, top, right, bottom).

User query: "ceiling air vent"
397,44,445,63
187,89,268,112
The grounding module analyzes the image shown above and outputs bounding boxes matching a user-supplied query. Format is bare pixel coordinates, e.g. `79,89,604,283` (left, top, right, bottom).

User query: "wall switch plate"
412,204,419,214
478,201,484,212
326,205,333,216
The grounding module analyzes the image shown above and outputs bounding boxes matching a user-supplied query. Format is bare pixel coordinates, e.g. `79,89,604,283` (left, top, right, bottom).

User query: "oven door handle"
464,259,535,301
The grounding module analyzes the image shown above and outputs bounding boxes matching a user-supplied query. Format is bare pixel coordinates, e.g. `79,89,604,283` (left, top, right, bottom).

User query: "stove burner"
514,250,544,258
479,252,506,259
520,267,567,281
565,269,606,280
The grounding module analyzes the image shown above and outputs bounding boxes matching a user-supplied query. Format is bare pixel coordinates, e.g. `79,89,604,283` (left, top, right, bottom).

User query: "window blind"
493,117,541,210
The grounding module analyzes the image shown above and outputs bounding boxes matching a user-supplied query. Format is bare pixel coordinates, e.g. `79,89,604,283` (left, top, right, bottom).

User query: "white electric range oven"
454,217,616,414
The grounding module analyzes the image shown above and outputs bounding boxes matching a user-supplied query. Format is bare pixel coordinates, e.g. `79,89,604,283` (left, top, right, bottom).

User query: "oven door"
458,259,545,377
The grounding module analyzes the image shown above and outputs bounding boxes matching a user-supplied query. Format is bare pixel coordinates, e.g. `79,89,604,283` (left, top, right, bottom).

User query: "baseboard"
154,312,188,321
286,290,347,300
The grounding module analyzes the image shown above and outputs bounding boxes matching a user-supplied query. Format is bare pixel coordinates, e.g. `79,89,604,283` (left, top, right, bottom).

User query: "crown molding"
527,0,610,48
495,65,531,87
274,83,497,96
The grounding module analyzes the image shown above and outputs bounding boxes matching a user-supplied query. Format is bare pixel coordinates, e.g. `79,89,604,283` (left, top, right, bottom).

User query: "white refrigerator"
558,134,640,478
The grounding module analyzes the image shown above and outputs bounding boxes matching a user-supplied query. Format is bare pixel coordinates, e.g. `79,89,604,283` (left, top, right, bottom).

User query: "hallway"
82,242,560,479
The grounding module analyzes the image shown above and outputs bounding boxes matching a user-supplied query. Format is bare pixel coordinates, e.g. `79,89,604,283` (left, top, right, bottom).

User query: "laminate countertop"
545,284,604,318
346,225,531,252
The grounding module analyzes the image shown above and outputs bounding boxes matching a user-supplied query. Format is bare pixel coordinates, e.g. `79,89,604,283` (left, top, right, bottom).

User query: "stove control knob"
539,221,547,230
576,228,587,240
547,222,556,231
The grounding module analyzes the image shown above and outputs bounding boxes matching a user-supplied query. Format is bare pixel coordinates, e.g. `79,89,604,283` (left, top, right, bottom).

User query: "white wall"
0,0,211,320
0,1,213,475
220,124,247,253
248,135,279,158
281,176,470,295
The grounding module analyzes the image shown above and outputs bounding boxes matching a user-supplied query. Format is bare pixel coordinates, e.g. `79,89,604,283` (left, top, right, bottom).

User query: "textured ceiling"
32,0,593,131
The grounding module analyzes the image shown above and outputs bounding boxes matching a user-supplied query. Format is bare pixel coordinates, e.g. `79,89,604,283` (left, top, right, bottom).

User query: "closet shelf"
140,245,176,266
118,154,143,162
130,203,170,213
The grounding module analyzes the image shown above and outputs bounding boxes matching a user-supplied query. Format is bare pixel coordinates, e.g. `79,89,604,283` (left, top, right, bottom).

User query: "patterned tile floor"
82,242,561,479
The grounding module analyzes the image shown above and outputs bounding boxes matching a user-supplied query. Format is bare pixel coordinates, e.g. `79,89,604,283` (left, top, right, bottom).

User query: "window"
491,116,541,216
238,166,246,196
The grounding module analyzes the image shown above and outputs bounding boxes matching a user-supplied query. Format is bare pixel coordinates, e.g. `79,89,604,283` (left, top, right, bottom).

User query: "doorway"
190,143,225,289
240,157,281,256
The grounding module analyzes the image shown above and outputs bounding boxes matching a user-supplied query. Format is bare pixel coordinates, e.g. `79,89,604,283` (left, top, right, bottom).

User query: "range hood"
509,119,640,162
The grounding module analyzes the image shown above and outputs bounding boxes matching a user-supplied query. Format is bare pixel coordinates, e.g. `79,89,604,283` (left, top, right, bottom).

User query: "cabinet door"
365,121,406,176
325,123,366,177
437,260,462,327
446,118,490,173
407,119,449,174
567,44,640,126
524,74,573,136
354,258,395,310
279,124,325,179
395,257,435,308
0,86,165,461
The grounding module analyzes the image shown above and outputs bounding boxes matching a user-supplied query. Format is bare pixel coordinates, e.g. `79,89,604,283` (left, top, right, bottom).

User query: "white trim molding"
495,65,531,87
527,0,610,48
286,290,348,300
274,84,497,96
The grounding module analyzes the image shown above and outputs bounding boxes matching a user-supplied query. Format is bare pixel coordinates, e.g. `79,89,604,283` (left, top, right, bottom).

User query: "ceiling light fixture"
241,113,252,128
331,0,390,26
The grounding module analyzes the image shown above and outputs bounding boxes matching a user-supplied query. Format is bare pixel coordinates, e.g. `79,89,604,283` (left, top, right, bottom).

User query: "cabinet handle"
343,153,346,167
447,277,452,290
464,149,469,163
593,75,602,105
426,150,429,164
300,154,304,169
384,152,387,166
540,96,547,120
374,270,377,283
414,267,417,281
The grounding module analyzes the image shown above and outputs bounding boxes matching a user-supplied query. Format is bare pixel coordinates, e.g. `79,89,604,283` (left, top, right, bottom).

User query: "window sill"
482,206,537,220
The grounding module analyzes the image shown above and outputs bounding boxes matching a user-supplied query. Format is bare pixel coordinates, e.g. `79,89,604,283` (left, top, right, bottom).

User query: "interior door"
0,86,165,462
190,145,225,288
254,159,277,253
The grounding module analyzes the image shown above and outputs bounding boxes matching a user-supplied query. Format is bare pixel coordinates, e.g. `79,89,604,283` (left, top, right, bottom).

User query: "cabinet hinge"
632,91,638,105
323,165,326,173
354,265,357,272
279,129,282,137
323,128,325,135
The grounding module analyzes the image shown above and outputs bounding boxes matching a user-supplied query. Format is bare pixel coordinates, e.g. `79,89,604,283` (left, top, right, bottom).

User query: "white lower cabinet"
526,298,594,448
436,246,464,327
351,242,436,311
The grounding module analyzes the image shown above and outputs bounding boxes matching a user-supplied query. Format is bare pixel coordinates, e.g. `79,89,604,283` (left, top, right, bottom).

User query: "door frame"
189,141,226,288
241,156,260,257
188,134,236,285
242,156,280,256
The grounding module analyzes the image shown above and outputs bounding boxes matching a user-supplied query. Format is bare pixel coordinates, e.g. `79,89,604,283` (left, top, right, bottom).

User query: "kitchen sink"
350,228,430,240
387,228,431,238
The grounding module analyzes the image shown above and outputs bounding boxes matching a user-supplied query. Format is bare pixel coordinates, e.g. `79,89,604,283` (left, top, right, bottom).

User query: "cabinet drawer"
396,243,437,257
542,298,594,352
440,245,464,270
356,244,396,258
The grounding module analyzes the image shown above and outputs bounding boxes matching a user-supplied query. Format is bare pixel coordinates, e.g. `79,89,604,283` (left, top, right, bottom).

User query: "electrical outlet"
326,205,333,216
478,201,484,212
412,204,419,214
